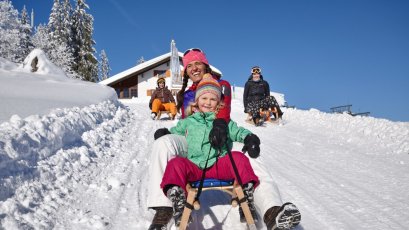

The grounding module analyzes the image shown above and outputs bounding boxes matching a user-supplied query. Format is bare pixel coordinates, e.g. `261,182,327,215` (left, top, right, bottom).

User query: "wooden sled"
260,107,280,122
156,110,175,120
179,179,256,230
245,108,281,126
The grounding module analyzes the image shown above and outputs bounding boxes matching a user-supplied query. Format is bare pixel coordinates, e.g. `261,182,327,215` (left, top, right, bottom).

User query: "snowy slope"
1,98,408,229
1,54,409,229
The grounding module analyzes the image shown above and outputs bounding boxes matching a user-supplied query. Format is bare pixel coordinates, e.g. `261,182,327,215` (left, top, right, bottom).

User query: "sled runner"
245,114,281,126
245,117,281,126
179,178,256,230
245,118,265,127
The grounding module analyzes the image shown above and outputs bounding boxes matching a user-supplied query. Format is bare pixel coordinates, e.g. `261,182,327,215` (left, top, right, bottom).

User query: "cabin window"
154,70,166,78
116,89,120,98
123,88,129,98
130,89,138,97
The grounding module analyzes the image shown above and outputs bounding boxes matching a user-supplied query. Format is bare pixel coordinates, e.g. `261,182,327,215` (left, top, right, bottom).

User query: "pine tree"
0,0,24,62
46,0,77,79
19,5,34,60
32,24,51,52
71,0,98,82
61,0,74,51
48,42,75,77
99,49,111,81
48,0,62,42
53,0,74,54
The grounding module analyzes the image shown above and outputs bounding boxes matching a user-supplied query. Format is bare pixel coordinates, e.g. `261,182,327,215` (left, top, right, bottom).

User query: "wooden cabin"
99,52,222,99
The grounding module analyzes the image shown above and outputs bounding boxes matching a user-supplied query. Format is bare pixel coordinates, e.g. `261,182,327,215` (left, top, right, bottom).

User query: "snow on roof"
99,52,222,86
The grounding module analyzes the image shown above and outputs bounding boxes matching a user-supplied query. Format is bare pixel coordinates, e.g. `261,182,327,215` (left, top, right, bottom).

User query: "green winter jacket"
170,112,252,169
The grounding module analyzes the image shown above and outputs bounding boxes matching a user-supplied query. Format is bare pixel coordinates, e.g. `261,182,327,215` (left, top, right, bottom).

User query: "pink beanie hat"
182,49,209,69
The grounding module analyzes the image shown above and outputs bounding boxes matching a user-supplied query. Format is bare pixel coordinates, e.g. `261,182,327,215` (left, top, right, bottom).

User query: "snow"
1,54,409,229
0,49,117,123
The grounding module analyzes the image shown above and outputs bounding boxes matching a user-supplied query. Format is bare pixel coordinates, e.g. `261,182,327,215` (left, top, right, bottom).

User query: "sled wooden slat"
179,179,255,230
156,110,174,120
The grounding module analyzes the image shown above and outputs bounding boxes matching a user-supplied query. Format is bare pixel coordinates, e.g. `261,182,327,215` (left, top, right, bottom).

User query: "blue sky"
13,0,409,122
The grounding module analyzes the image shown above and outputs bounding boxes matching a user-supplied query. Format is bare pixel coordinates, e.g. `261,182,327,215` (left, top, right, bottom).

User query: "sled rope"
195,147,212,201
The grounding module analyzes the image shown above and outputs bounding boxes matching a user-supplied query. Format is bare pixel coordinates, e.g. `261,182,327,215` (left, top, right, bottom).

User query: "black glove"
154,128,170,140
242,134,260,158
209,118,228,149
149,102,152,110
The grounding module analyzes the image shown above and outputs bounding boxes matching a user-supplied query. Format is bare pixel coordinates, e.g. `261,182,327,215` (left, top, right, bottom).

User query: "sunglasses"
183,48,203,56
251,67,261,74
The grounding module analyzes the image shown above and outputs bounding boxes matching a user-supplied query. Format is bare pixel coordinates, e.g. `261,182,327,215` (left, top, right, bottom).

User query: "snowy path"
49,101,409,229
1,99,408,229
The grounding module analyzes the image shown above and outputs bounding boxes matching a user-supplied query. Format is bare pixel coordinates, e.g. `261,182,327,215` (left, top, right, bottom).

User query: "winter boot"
166,185,189,227
263,202,301,230
239,182,258,222
151,112,157,120
252,116,261,126
148,206,173,230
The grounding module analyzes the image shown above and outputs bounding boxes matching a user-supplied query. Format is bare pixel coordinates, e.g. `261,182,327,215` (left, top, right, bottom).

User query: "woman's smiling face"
185,61,206,83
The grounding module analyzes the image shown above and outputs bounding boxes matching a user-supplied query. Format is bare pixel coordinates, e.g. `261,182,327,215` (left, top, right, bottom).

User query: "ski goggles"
183,48,203,56
251,67,261,74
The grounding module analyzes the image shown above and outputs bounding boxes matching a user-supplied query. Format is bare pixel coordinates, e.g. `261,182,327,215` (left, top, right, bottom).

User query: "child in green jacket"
159,74,261,227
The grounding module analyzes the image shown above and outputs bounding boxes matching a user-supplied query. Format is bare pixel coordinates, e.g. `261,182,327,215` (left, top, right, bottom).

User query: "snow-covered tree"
71,0,98,82
61,0,73,47
32,24,77,79
137,56,145,65
0,0,24,62
49,0,72,48
47,0,76,79
48,42,76,78
99,49,111,81
19,5,34,60
32,24,51,52
48,0,62,41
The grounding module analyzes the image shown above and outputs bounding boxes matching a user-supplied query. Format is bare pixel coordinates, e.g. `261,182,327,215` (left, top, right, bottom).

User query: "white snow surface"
1,55,409,229
0,49,117,123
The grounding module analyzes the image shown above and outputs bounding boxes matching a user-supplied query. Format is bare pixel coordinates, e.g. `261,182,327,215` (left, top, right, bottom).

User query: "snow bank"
0,51,118,123
0,100,131,229
284,108,409,155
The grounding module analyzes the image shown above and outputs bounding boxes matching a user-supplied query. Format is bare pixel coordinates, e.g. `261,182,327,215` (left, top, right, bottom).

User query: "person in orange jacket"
149,77,177,120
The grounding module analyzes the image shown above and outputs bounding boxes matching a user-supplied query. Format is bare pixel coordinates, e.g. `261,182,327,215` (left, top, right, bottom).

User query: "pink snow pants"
160,151,259,195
